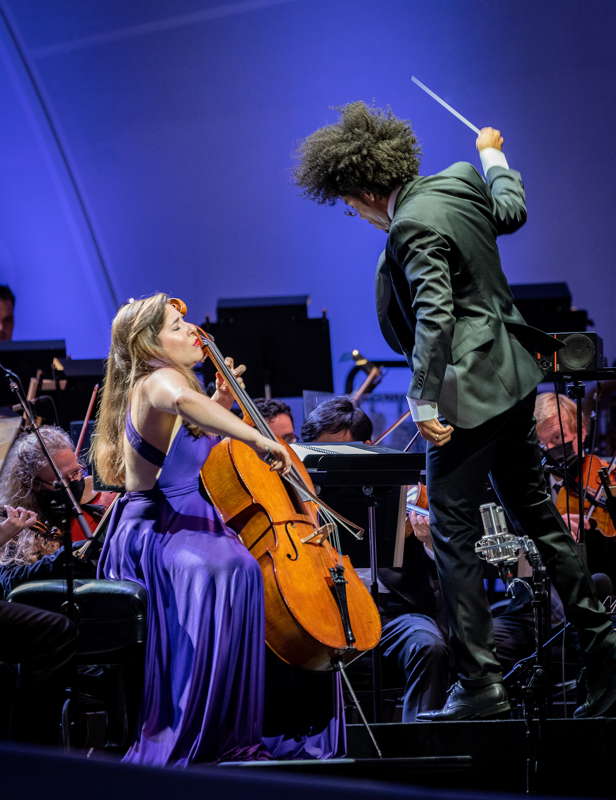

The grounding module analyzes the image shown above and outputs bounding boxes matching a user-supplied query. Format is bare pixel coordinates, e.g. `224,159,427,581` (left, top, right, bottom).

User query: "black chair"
7,578,147,750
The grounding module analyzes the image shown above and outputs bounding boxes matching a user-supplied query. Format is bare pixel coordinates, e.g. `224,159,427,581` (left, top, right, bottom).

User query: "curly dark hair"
253,398,293,426
294,101,421,204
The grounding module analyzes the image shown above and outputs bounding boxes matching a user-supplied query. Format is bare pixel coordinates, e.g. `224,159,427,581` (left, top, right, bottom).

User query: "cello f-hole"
284,522,300,561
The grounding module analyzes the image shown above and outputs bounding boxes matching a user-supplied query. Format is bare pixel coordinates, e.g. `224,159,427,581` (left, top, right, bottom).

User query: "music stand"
0,340,66,408
201,296,333,398
0,410,22,482
293,442,424,721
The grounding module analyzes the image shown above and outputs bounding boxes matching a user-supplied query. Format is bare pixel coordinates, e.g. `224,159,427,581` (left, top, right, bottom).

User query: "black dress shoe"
416,681,510,721
574,657,616,718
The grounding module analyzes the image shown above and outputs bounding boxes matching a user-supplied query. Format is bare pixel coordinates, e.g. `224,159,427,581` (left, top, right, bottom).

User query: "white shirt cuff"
407,397,439,421
479,147,509,176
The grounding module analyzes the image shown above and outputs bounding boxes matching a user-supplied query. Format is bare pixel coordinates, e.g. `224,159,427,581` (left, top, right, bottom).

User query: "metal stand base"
335,660,382,759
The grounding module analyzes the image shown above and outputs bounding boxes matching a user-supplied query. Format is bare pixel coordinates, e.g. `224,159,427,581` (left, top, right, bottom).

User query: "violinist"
0,426,114,570
0,426,99,596
92,293,347,767
535,391,614,538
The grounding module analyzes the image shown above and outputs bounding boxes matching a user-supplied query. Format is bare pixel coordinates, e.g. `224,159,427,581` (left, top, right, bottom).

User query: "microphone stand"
0,363,95,748
476,504,552,794
566,381,588,567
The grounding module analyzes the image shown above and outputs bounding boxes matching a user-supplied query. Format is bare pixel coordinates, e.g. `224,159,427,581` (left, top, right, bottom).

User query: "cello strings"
200,332,362,553
282,471,363,541
202,335,309,486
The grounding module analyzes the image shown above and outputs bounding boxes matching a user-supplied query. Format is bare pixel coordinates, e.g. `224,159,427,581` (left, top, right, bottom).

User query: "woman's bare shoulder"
142,366,190,390
137,368,192,415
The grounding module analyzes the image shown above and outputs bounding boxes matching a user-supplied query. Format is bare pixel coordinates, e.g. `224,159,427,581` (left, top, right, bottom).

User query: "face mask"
37,477,86,520
543,441,577,472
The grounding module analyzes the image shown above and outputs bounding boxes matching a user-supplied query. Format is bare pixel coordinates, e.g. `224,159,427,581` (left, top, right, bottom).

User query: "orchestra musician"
0,506,78,744
0,426,114,571
301,396,373,443
0,285,15,342
254,398,297,444
295,101,616,720
535,391,615,538
92,293,345,766
301,398,450,720
300,397,534,718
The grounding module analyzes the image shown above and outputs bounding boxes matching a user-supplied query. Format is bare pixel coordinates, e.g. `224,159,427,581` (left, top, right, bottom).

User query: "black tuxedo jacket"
375,162,560,428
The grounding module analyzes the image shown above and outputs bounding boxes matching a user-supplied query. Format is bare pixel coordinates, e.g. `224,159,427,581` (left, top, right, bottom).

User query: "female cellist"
92,293,327,766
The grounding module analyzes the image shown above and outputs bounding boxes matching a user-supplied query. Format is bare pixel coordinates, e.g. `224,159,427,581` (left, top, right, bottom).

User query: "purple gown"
99,413,344,766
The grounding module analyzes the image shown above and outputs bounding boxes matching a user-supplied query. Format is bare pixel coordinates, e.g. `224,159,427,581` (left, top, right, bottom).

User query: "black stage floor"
348,718,616,795
224,718,616,797
2,718,613,799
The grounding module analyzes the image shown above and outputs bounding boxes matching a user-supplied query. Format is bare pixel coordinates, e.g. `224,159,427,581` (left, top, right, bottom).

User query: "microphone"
475,503,521,572
591,572,613,604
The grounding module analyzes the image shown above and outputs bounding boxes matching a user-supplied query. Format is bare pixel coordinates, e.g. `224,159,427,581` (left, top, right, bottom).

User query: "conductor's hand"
476,127,504,152
416,418,453,447
251,434,292,475
212,357,247,410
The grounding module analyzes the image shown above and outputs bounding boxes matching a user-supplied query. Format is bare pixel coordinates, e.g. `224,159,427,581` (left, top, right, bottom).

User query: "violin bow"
74,384,99,457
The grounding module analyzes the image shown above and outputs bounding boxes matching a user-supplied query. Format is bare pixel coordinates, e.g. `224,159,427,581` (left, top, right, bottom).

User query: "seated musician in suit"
0,505,78,744
301,397,451,719
300,397,536,719
378,508,452,721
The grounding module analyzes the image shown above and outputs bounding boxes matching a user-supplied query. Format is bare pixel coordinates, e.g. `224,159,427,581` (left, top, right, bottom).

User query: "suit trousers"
0,599,76,674
380,613,449,721
427,390,614,688
0,600,77,742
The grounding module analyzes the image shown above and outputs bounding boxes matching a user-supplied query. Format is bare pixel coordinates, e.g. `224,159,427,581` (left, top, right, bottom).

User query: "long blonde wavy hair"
92,293,204,487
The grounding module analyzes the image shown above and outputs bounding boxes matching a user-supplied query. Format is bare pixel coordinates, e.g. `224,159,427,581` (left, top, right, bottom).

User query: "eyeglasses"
37,467,84,489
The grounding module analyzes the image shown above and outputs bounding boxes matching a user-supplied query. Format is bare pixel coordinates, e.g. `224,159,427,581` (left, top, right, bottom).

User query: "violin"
0,508,62,543
555,454,616,538
406,482,429,518
169,298,382,671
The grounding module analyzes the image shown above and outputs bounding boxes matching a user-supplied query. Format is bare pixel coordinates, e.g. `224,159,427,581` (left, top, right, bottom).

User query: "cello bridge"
301,523,335,545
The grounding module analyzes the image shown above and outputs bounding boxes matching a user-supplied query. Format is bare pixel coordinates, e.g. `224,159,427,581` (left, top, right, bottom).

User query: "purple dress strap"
125,409,166,468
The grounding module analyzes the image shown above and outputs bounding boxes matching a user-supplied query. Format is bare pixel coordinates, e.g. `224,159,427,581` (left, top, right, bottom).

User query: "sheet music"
291,442,386,459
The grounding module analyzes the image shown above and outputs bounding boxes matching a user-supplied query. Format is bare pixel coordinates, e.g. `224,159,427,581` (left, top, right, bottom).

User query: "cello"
169,299,382,671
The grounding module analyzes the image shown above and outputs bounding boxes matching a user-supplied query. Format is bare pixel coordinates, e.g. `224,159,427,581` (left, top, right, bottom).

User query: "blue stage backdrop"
0,0,613,393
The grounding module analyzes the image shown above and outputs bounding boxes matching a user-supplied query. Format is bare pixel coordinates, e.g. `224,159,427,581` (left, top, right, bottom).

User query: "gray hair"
0,426,74,566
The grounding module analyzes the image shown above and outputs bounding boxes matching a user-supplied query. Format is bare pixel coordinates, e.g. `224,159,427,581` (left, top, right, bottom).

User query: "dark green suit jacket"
375,161,558,428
